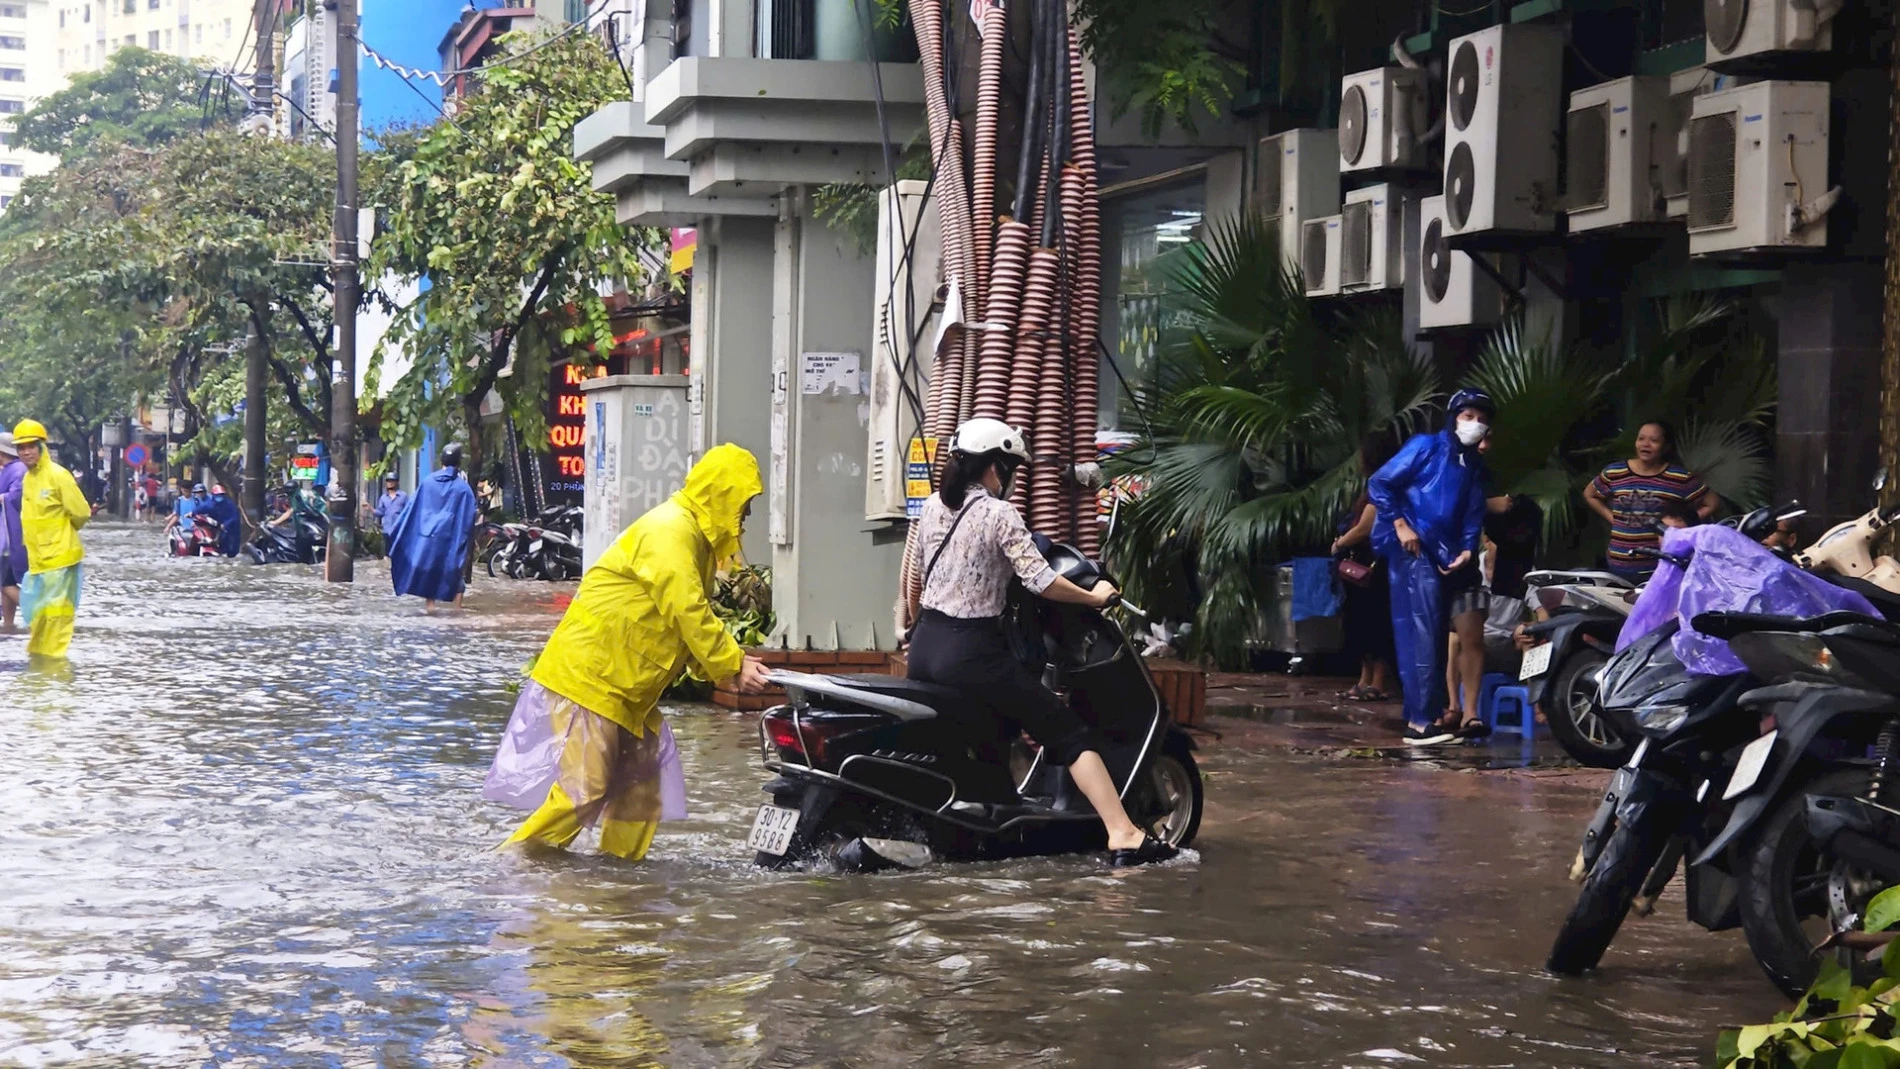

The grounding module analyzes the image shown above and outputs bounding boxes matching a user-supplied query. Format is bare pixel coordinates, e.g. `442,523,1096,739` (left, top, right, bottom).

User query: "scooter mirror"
1877,467,1889,493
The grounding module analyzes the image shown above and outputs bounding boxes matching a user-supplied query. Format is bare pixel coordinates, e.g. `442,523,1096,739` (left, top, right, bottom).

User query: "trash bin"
1255,562,1343,670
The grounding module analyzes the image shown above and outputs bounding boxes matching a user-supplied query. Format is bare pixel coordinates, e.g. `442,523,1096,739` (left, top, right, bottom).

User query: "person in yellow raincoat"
483,444,772,859
12,420,90,659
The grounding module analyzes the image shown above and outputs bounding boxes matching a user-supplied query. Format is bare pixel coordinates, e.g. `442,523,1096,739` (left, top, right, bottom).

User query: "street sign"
904,437,939,519
123,444,148,467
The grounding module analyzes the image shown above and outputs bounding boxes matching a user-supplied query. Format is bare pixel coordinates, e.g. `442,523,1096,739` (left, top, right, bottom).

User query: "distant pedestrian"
0,433,25,633
1368,390,1493,747
205,484,243,557
1583,421,1716,582
372,474,409,557
388,445,478,610
12,419,90,658
1331,433,1397,702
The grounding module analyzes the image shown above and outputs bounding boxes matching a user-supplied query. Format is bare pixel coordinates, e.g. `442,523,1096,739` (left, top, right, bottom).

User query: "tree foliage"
14,47,237,159
367,29,662,476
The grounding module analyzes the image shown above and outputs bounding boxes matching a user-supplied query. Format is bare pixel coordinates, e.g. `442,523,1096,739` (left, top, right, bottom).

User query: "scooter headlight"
1632,702,1693,737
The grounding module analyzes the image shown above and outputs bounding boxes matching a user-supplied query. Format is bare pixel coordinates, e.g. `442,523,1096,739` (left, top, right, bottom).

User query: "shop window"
1103,182,1205,427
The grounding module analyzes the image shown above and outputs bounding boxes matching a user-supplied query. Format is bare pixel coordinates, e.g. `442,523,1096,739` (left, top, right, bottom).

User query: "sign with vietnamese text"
546,362,608,502
905,436,940,519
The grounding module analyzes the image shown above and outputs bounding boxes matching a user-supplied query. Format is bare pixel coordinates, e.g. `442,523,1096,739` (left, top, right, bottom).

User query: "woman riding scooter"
902,418,1179,868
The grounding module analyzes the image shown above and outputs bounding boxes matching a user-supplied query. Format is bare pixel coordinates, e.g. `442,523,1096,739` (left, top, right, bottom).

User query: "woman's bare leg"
1068,751,1147,851
1453,611,1485,719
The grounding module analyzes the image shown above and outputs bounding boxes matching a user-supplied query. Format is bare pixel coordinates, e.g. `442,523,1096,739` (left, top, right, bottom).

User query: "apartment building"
54,0,258,75
0,0,57,210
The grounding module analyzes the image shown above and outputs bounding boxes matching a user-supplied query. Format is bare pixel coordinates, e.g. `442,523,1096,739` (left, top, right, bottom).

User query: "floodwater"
0,525,1782,1067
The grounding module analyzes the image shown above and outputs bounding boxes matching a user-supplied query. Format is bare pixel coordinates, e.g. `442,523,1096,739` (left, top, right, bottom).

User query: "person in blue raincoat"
1368,389,1495,747
205,484,244,557
388,444,478,610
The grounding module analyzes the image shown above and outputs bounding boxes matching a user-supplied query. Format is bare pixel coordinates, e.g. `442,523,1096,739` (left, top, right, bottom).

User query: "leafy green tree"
14,47,236,158
367,29,663,479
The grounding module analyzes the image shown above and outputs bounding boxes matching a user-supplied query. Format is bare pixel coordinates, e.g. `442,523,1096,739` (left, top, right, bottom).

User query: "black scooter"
246,515,327,564
749,540,1203,871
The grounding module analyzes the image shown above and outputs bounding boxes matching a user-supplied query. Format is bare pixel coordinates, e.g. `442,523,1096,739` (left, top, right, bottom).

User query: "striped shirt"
1592,461,1708,570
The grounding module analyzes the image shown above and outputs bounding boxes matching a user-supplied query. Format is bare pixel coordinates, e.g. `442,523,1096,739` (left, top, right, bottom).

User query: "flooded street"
0,526,1781,1067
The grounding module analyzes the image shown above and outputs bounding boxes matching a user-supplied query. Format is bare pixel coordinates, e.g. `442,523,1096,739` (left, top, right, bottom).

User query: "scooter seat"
830,674,964,712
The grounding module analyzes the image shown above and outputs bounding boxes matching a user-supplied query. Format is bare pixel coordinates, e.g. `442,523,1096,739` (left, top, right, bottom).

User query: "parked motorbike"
246,515,327,565
1694,609,1900,996
1545,496,1900,986
1518,569,1641,768
749,539,1203,871
168,514,223,558
487,506,583,581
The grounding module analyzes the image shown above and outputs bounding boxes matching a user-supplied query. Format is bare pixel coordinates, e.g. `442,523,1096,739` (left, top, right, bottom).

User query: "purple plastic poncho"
1616,524,1878,676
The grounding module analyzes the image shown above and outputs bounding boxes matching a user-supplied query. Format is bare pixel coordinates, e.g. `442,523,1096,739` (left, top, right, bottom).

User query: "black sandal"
1459,718,1492,740
1109,835,1181,869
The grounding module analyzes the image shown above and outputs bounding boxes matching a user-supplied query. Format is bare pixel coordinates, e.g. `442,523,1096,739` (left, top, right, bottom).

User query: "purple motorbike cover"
1616,524,1878,676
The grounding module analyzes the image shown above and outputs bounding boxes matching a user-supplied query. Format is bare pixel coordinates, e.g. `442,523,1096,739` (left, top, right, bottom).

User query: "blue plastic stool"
1486,685,1536,738
1477,673,1512,723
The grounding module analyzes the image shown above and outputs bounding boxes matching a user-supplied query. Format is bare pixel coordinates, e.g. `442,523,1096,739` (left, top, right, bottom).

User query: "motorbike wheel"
1546,811,1675,975
486,552,506,579
1544,650,1635,769
1147,747,1204,849
1739,768,1883,1000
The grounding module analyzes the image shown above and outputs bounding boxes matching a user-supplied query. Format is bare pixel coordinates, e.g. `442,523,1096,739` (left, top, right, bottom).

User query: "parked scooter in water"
1518,569,1641,768
748,539,1203,872
246,515,327,564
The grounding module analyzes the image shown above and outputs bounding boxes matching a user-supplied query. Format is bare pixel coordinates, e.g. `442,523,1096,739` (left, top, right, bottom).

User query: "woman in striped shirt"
1583,421,1717,582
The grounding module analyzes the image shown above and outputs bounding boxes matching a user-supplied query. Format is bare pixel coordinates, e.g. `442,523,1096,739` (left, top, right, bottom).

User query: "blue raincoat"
0,456,25,582
1368,428,1489,728
388,468,477,602
205,492,243,557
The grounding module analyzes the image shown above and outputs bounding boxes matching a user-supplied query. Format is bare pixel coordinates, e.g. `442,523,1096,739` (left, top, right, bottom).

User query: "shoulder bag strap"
923,499,978,588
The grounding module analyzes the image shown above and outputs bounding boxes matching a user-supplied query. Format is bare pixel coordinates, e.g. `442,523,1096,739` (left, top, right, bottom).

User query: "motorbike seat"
1821,574,1900,624
1692,609,1892,641
828,674,964,716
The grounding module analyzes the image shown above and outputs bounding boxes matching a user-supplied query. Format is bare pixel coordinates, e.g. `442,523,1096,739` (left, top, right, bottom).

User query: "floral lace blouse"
904,488,1057,619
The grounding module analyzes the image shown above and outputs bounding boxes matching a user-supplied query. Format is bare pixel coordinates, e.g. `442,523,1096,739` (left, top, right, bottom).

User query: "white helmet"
949,418,1031,464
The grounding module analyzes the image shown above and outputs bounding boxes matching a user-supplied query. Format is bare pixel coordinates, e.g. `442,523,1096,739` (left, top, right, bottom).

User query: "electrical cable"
360,0,615,87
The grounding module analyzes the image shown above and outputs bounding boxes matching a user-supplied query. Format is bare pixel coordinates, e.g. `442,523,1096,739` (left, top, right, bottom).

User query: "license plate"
1724,730,1779,801
1520,642,1554,680
747,804,801,856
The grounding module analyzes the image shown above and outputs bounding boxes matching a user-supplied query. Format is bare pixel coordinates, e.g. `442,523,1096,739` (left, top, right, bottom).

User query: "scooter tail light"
760,709,845,767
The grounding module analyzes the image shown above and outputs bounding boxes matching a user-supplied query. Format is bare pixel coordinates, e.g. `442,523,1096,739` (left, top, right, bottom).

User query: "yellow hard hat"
11,418,46,445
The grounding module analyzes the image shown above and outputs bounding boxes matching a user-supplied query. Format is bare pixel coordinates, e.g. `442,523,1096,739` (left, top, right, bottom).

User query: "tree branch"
268,355,325,433
471,245,567,403
277,295,335,425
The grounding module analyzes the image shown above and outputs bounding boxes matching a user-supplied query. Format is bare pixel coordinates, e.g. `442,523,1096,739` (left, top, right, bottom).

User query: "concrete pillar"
1778,262,1885,530
767,193,902,650
689,215,776,564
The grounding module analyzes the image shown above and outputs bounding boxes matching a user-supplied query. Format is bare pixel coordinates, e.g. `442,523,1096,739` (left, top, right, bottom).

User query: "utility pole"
325,0,360,582
242,0,277,524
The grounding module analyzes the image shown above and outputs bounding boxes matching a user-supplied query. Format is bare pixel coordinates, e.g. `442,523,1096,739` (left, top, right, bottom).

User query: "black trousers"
906,609,1104,766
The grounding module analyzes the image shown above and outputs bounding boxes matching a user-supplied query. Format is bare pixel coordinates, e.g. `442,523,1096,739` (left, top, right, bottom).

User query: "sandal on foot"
1109,836,1181,869
1459,718,1493,740
1336,685,1367,700
1356,688,1390,702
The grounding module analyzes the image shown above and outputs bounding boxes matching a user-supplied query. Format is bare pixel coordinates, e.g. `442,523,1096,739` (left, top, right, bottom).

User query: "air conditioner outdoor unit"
865,179,940,520
1339,66,1427,173
1686,80,1835,257
1257,128,1341,277
1704,0,1840,68
1302,215,1342,297
1419,194,1502,330
1442,23,1565,237
1567,76,1673,232
1340,183,1408,292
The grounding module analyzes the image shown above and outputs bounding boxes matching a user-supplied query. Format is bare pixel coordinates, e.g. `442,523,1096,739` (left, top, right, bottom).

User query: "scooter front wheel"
1546,812,1673,975
1147,747,1204,849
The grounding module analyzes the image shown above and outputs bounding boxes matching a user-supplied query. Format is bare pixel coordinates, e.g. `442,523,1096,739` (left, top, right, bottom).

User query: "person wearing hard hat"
0,432,24,632
11,419,90,657
483,444,772,860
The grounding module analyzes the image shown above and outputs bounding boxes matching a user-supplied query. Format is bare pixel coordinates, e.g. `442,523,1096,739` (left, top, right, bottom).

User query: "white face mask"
1455,420,1489,447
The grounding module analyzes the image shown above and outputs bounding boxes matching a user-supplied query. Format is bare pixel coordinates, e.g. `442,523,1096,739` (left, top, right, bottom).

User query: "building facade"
0,0,58,210
53,0,258,74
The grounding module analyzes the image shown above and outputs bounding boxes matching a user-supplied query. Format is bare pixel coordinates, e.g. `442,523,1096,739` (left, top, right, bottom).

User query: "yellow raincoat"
20,451,88,657
498,444,763,858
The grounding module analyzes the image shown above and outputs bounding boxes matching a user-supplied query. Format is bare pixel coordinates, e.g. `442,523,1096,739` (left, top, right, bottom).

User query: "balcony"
575,55,923,224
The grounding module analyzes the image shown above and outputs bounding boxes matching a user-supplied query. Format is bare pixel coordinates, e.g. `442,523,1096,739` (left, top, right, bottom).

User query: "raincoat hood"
675,444,762,563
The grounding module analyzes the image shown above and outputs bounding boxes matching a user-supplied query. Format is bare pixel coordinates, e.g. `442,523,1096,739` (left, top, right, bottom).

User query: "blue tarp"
1290,557,1342,621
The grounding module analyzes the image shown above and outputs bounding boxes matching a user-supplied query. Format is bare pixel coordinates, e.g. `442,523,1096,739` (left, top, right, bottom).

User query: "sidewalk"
1199,671,1610,785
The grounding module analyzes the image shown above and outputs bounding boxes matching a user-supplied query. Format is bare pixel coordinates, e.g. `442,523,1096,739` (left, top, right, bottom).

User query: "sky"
359,0,471,132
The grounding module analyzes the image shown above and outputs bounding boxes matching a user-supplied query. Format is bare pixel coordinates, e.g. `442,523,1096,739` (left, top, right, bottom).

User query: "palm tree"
1106,212,1438,667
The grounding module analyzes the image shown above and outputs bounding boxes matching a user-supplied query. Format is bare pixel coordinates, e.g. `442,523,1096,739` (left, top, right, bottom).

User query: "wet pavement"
0,525,1783,1067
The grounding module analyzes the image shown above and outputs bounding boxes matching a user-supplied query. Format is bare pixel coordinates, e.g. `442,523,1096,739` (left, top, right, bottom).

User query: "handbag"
1334,551,1379,588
